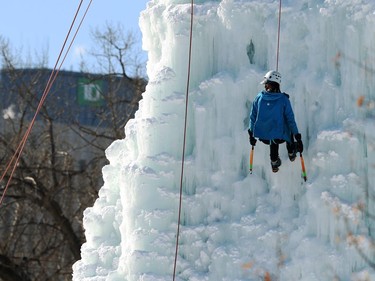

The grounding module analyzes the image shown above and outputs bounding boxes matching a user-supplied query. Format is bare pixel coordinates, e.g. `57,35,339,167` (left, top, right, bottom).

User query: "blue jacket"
249,90,299,143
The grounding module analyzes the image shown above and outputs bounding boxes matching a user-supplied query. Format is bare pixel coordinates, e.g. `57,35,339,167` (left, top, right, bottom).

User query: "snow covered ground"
73,0,375,280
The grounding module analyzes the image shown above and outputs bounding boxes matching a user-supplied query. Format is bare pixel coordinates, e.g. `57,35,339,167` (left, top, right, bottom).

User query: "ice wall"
73,0,375,280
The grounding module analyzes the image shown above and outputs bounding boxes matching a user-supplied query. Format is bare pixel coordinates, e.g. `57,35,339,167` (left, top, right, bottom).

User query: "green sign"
77,78,104,106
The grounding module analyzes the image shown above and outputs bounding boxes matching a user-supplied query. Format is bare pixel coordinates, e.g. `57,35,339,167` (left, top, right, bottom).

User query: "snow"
73,0,375,280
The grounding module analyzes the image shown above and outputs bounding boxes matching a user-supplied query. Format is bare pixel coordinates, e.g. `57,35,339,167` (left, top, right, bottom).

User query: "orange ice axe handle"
300,153,307,182
249,146,254,174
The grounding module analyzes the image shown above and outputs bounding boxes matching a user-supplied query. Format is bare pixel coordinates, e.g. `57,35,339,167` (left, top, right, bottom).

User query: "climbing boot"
271,157,282,173
288,150,297,162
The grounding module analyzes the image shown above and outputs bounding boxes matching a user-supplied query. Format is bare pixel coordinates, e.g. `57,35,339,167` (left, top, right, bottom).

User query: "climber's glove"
248,130,257,146
295,133,303,153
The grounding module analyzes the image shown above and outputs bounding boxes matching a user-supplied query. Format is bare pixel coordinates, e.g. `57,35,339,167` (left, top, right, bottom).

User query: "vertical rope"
173,0,194,280
0,0,92,205
276,0,282,71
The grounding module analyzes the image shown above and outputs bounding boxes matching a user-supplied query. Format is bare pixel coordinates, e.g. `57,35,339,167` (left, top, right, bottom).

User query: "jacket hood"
260,90,284,101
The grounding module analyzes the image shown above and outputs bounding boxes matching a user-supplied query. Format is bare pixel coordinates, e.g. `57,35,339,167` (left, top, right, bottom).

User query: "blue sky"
1,0,149,71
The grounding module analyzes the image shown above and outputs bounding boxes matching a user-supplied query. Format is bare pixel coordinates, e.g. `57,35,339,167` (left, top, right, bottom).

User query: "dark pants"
260,139,295,162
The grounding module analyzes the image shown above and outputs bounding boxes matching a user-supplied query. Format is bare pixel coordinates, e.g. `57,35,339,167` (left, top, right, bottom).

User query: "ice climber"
248,70,303,172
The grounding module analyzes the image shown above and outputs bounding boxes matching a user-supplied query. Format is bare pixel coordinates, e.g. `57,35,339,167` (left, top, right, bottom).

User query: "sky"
0,0,149,71
72,0,375,280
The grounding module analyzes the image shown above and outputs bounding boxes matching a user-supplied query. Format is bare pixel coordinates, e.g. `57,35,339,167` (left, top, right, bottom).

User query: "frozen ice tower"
73,0,375,280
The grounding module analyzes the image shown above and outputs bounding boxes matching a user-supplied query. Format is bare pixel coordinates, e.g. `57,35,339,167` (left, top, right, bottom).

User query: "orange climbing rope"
0,0,93,205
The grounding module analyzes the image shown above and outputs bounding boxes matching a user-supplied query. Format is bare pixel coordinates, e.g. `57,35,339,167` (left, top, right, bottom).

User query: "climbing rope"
172,0,282,278
0,0,93,205
276,0,282,71
173,0,194,280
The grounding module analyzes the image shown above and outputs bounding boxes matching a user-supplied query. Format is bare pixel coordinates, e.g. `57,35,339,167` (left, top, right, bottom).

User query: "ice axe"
300,152,307,182
249,146,254,174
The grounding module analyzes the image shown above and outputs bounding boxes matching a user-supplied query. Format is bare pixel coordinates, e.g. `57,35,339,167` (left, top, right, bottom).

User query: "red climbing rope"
0,0,93,205
173,0,194,280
